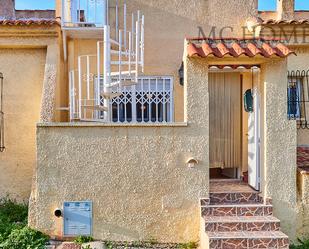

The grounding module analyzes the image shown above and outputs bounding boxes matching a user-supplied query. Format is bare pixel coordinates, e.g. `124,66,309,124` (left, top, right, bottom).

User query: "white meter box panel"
63,201,92,236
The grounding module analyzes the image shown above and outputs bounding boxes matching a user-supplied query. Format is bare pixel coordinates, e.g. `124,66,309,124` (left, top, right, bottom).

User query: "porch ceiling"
187,38,296,59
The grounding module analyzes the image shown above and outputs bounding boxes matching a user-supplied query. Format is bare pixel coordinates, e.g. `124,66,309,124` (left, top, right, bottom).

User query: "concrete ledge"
37,122,188,128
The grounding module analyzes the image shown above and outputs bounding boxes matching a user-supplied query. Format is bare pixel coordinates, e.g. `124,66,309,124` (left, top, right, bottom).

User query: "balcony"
61,0,107,38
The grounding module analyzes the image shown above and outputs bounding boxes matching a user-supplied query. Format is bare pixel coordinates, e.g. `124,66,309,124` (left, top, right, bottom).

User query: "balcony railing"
62,0,107,28
0,73,4,152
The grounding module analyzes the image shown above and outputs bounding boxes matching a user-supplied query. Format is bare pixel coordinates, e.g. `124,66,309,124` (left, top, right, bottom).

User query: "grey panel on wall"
63,201,92,236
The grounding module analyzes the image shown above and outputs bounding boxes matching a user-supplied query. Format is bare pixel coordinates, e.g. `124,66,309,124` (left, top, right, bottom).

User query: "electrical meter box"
63,201,92,236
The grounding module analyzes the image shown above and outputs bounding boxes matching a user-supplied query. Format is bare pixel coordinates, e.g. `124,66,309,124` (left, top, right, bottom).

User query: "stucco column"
40,44,59,122
262,59,297,238
277,0,295,20
183,52,209,193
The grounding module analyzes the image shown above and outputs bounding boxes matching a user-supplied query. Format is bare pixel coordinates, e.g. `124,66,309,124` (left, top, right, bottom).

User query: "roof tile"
0,19,59,26
187,38,295,58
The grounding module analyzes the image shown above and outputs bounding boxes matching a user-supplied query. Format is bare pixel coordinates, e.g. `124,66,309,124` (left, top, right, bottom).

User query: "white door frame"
248,87,261,191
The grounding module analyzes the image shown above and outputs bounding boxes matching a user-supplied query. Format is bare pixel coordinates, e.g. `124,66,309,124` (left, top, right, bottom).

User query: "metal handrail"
0,73,4,152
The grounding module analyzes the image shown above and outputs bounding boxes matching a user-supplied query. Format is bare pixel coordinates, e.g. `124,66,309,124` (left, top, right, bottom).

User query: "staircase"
200,182,289,249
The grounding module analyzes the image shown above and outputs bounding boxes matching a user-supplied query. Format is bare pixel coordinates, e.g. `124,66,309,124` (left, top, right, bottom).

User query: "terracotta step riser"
202,206,273,217
205,221,280,232
209,238,289,249
209,193,261,205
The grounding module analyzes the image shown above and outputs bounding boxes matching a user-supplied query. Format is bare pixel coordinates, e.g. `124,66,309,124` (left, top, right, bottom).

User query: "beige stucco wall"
261,60,299,240
0,25,60,201
29,56,209,242
0,48,46,201
297,171,309,238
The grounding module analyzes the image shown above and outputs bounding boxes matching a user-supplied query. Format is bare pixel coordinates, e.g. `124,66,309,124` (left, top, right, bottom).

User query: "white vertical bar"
163,78,166,122
148,78,151,122
119,30,122,90
124,1,127,50
97,41,101,96
115,0,119,41
69,71,72,120
87,0,89,22
94,0,97,24
78,0,81,22
135,16,140,81
104,25,111,122
170,78,174,122
128,32,132,77
78,56,82,120
141,15,145,72
155,78,158,122
87,56,90,100
141,77,144,122
106,0,109,25
61,0,64,26
132,84,136,122
132,13,135,55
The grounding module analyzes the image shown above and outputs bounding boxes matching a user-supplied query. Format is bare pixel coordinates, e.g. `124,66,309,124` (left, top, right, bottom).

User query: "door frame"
248,87,261,191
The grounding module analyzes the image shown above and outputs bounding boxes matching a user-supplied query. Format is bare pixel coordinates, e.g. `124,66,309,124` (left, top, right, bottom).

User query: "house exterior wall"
0,25,60,201
0,48,46,201
29,56,209,242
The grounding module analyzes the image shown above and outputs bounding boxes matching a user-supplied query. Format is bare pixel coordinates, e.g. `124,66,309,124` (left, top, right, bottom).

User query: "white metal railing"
69,1,146,123
62,0,107,28
70,75,174,123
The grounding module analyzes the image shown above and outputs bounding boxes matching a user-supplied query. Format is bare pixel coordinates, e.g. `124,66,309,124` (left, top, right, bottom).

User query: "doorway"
209,69,261,190
209,72,242,179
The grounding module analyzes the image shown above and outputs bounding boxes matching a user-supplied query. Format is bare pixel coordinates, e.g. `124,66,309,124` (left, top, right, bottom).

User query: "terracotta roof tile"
187,38,296,58
261,19,309,25
0,19,59,26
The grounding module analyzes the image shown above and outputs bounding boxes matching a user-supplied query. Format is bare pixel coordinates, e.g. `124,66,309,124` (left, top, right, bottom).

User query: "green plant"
74,236,94,245
290,238,309,249
0,226,49,249
0,198,28,243
82,245,92,249
179,241,198,249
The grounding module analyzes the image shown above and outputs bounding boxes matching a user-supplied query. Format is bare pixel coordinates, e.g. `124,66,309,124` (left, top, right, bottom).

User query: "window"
258,0,277,11
110,77,174,123
287,77,302,119
295,0,309,10
287,70,309,128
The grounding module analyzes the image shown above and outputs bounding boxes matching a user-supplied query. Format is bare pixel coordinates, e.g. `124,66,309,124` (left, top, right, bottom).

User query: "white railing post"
78,56,82,120
119,29,122,90
104,25,111,122
141,15,145,73
124,1,127,50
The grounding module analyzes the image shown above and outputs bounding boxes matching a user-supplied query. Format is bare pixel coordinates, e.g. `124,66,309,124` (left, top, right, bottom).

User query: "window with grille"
287,70,309,128
110,77,174,123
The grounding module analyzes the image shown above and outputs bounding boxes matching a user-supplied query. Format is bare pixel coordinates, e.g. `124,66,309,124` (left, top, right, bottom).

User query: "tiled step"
201,204,273,217
205,216,280,232
208,231,289,249
209,192,261,205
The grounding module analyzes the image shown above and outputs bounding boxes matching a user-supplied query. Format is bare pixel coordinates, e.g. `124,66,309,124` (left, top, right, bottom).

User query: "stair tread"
205,216,280,223
208,231,288,239
207,204,272,207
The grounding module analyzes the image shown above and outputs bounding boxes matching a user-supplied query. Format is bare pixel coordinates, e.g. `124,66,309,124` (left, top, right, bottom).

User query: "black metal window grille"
0,73,4,152
287,70,309,129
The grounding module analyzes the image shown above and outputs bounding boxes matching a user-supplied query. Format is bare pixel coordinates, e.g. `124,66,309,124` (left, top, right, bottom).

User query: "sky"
14,0,309,11
259,0,309,11
15,0,55,10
